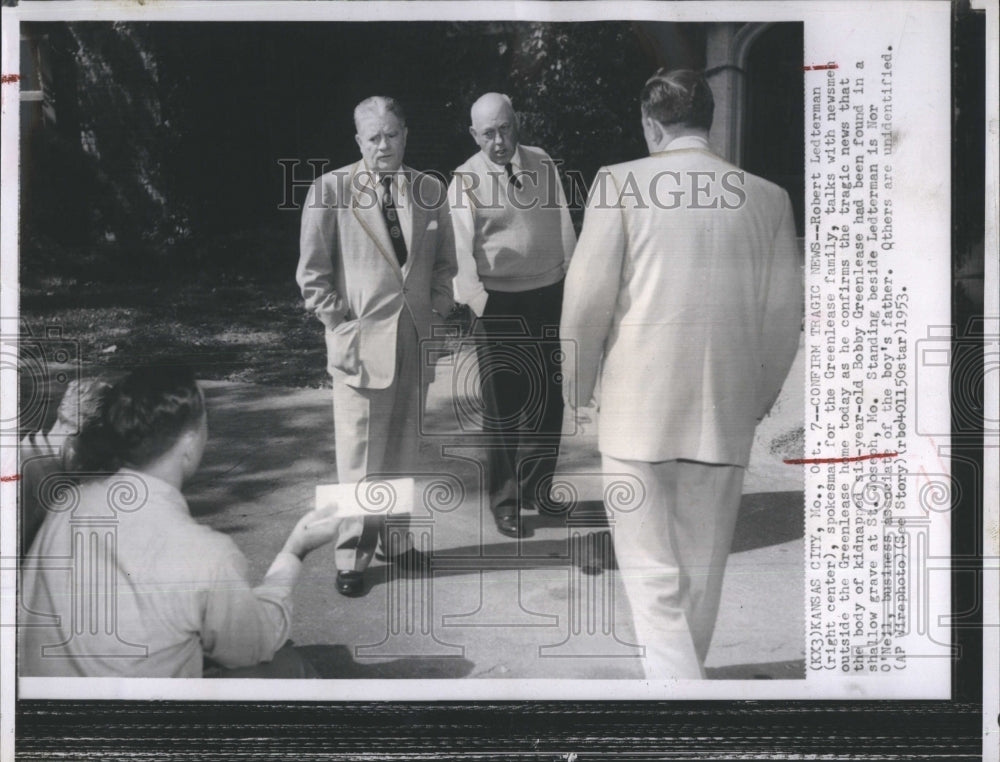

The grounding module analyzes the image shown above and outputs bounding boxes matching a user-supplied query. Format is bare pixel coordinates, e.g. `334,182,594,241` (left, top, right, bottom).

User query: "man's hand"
445,303,475,337
281,505,339,561
563,374,600,412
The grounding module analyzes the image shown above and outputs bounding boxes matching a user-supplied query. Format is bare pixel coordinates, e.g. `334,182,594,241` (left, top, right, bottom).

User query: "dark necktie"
504,162,522,190
380,175,408,267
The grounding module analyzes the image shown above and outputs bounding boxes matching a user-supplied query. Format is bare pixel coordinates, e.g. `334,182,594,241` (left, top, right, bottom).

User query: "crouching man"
21,366,338,678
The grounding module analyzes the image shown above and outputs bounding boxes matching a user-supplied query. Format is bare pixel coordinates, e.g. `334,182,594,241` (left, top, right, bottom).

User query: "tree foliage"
22,21,666,281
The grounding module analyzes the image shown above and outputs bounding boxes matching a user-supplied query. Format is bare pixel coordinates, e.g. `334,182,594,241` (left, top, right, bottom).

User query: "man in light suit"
449,93,576,538
561,70,802,678
297,96,457,597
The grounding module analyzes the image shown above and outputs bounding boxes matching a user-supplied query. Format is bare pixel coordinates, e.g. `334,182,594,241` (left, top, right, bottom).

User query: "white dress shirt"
21,469,302,677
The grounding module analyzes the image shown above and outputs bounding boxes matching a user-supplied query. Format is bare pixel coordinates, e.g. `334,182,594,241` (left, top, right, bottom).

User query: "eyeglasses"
479,124,513,141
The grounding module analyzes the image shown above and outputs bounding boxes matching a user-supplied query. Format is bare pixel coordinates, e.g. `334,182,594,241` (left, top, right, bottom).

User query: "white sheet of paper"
315,477,415,519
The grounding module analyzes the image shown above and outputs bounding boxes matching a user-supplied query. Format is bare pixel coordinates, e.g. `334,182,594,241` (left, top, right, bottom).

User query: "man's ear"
177,423,207,474
178,427,198,465
354,133,362,151
468,125,478,141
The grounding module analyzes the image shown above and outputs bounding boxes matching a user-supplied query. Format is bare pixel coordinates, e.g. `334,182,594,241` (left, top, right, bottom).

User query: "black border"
14,700,987,759
13,1,990,758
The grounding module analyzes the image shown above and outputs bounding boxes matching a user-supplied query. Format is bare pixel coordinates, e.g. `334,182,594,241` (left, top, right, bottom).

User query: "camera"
915,319,996,440
2,321,81,444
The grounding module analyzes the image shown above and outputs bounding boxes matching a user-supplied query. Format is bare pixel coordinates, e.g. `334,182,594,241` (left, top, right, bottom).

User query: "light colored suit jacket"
561,137,802,466
297,161,457,389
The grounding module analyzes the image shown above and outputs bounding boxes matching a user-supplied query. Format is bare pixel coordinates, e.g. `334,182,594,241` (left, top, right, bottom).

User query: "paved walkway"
186,338,806,680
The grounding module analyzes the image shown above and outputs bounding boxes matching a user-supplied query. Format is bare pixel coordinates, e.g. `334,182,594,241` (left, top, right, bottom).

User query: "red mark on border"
784,452,898,465
803,63,839,71
1,74,20,84
1,474,21,483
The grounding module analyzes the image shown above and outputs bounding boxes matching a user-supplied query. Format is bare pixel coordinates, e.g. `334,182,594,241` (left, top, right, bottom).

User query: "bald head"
470,93,514,126
469,92,519,165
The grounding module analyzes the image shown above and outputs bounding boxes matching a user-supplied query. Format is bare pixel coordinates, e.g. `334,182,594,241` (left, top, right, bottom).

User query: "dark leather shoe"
495,514,520,538
335,571,365,597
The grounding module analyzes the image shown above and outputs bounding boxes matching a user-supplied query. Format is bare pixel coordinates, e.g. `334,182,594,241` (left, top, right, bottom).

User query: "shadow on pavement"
731,491,804,553
425,491,803,577
527,500,609,530
515,491,803,554
706,658,806,680
349,491,806,591
186,383,335,518
296,644,475,679
293,645,801,680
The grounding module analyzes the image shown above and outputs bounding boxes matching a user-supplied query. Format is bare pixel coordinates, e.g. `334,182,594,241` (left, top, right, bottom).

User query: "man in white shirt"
561,70,802,678
297,96,456,595
449,93,576,538
21,366,337,678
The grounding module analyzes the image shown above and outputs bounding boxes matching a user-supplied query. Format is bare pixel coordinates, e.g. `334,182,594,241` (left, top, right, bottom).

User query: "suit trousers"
331,311,423,571
477,280,564,516
602,456,745,679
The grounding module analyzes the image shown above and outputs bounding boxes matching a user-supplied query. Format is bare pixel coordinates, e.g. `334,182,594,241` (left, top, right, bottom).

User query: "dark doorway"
742,24,805,236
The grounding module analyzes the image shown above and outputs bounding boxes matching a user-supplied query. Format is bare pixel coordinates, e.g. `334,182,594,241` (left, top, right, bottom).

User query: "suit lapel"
404,168,426,281
350,162,403,280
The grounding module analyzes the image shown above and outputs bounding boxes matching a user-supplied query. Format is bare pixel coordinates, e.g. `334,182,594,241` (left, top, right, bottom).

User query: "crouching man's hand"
281,505,339,561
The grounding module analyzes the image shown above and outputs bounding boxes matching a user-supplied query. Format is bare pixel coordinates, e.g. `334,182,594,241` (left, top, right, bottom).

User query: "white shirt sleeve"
200,547,302,670
449,174,489,317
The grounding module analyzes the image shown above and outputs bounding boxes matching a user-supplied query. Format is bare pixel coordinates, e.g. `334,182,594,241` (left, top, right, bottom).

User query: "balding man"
297,96,457,596
449,93,576,538
561,70,802,678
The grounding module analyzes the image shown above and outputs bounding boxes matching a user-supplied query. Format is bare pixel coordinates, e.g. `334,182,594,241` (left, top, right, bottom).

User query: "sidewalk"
189,339,806,680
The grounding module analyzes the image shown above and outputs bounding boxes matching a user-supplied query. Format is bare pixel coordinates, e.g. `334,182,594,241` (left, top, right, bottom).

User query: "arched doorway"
706,22,805,237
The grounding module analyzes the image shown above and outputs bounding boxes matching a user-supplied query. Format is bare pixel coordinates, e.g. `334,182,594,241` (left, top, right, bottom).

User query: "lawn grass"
20,272,331,389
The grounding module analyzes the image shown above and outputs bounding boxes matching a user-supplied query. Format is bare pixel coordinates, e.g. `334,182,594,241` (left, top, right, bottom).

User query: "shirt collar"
117,467,190,516
659,135,712,153
357,163,410,195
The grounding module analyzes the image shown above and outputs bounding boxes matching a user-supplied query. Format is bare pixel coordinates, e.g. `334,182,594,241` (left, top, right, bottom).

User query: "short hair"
353,96,406,131
75,366,204,473
640,69,714,131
